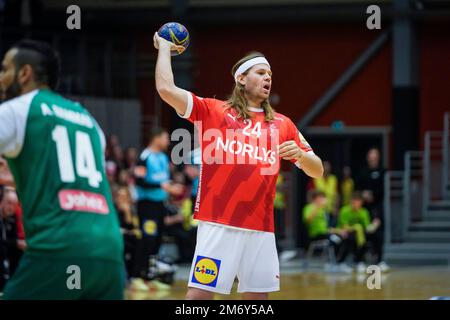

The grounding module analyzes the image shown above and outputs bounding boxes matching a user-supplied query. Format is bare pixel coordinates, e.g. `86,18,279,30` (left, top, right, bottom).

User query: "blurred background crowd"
1,128,391,291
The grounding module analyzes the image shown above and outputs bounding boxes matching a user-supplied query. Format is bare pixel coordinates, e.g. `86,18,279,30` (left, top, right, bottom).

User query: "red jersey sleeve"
284,118,314,166
178,91,218,123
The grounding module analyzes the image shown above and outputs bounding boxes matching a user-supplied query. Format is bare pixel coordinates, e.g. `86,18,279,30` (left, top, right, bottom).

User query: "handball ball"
158,22,190,56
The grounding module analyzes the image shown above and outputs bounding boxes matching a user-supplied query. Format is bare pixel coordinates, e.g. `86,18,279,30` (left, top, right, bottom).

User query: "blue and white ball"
158,22,190,56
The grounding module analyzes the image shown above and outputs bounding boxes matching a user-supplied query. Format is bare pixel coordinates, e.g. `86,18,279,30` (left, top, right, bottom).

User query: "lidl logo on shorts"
191,255,221,287
143,220,157,236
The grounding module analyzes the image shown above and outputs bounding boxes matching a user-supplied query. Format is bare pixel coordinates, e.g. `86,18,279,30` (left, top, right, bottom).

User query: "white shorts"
188,221,280,294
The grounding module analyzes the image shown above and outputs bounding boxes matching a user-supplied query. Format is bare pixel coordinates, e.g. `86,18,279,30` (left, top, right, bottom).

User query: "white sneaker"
130,278,149,291
280,250,297,262
356,262,367,273
329,234,342,245
156,260,176,273
337,263,353,273
378,261,391,272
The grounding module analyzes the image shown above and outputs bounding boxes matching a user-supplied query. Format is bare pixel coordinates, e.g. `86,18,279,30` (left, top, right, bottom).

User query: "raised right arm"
153,32,190,117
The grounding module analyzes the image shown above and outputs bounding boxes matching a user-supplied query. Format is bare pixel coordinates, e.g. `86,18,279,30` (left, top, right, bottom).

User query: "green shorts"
3,253,125,300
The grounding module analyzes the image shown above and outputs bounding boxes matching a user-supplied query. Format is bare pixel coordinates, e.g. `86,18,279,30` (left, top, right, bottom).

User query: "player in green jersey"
0,40,124,299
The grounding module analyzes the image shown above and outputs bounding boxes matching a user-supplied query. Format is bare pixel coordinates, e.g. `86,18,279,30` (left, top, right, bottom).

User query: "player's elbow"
156,84,172,101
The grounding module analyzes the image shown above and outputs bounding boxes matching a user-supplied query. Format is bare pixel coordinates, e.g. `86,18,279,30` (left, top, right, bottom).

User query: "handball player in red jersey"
153,33,324,300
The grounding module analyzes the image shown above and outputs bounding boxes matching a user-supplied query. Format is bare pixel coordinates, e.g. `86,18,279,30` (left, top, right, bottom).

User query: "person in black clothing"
114,186,139,280
163,201,196,264
357,148,390,271
0,218,10,292
0,187,20,291
132,128,184,283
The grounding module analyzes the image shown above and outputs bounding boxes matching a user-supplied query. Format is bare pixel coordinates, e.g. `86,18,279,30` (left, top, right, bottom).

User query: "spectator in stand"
0,188,24,276
0,156,13,188
106,159,118,186
1,187,21,291
115,169,137,203
123,147,138,172
274,173,286,255
163,202,196,264
337,191,381,273
123,148,139,199
163,171,196,263
303,190,351,273
114,186,140,281
112,145,125,171
313,161,339,226
105,135,124,182
340,166,354,207
107,134,120,152
356,148,390,272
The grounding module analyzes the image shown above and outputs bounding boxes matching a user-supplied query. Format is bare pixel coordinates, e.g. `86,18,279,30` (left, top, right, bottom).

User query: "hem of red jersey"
195,218,274,233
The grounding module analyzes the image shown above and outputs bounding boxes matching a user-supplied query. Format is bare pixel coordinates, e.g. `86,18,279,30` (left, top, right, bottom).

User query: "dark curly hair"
11,39,60,90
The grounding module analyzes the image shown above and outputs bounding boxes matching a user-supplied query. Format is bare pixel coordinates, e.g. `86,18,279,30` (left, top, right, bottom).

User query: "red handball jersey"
180,92,314,232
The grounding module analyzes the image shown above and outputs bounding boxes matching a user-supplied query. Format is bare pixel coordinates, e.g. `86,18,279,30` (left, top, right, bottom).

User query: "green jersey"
302,203,329,238
337,205,371,230
0,89,123,262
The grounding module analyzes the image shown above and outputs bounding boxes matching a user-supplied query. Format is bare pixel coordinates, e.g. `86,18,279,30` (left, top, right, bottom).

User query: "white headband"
234,57,271,83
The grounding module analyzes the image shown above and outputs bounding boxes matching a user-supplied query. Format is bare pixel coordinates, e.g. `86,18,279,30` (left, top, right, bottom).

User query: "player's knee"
185,287,214,300
242,292,268,300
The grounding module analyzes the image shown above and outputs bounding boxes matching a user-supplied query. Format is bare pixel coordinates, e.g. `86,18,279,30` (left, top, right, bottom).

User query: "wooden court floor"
125,266,450,300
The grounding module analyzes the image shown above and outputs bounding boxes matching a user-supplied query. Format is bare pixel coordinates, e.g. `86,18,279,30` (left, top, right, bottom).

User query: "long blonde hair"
225,52,275,121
